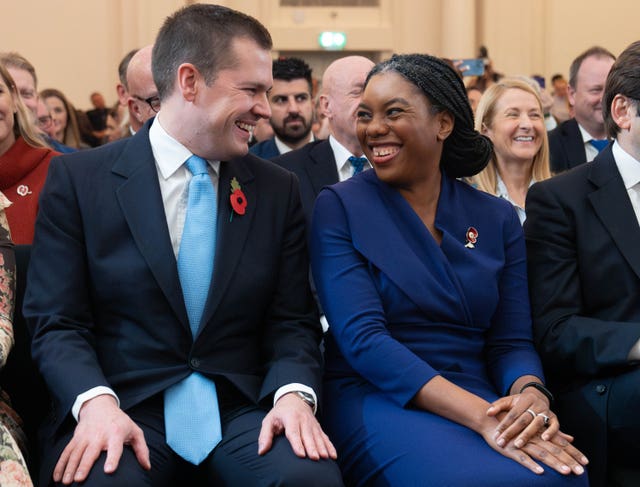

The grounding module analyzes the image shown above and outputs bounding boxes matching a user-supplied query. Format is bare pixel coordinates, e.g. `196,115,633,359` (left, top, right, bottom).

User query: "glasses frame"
132,94,160,113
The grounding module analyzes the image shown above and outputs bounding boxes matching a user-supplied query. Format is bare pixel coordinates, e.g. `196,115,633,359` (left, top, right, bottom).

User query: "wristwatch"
295,391,316,412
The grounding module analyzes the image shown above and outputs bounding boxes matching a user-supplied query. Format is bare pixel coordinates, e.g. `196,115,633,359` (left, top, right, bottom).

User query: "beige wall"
2,0,638,110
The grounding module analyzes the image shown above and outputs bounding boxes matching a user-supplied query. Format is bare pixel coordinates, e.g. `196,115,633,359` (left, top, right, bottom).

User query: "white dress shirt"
613,140,640,228
577,123,603,163
495,173,535,225
329,135,371,182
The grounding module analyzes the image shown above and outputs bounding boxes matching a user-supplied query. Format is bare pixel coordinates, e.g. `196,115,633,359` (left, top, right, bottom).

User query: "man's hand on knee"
53,394,151,485
258,392,337,461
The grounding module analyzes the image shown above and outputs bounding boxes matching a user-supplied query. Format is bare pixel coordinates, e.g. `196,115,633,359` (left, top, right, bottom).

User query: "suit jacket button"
190,358,200,368
595,384,607,395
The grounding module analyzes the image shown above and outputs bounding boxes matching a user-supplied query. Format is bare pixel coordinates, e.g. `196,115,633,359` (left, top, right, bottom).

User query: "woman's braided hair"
366,54,493,178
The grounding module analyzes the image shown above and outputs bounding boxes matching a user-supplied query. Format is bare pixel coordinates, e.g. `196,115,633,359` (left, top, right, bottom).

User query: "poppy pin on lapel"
465,227,478,248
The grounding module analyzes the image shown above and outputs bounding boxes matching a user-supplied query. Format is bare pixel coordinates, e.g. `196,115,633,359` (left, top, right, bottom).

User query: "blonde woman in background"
0,66,58,244
472,78,551,224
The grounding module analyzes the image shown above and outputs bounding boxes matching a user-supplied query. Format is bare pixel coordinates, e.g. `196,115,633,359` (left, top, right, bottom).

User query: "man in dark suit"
525,40,640,487
548,46,615,173
250,57,315,159
272,55,374,224
24,4,340,486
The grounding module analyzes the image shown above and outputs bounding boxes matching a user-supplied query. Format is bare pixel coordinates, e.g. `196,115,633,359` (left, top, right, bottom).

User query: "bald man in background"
272,55,374,332
272,55,374,223
126,45,159,134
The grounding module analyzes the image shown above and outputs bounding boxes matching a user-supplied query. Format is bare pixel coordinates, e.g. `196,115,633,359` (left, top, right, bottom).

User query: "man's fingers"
283,419,306,458
53,441,75,483
129,427,151,470
104,436,125,474
74,443,104,483
258,415,279,455
299,419,320,460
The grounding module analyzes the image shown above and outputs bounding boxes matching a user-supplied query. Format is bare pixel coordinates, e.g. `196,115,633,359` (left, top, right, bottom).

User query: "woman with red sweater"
0,64,58,244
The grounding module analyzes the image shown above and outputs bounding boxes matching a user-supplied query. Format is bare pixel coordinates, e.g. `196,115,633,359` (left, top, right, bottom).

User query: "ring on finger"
525,408,536,420
537,413,550,428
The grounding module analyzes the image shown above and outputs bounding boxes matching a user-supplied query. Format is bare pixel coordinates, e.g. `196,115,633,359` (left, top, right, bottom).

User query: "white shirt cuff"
320,314,329,333
72,386,120,421
274,383,317,415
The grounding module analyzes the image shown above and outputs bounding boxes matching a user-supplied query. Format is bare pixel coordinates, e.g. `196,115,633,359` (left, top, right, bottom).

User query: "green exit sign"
318,31,346,50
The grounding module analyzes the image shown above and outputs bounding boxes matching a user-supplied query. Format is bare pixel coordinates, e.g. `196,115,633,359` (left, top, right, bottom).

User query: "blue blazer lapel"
588,147,640,280
198,156,256,333
111,123,189,329
341,172,469,322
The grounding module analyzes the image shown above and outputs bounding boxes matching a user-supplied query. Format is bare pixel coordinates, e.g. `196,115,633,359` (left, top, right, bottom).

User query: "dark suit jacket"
271,139,339,225
249,137,280,160
24,121,322,442
524,145,640,486
548,118,588,173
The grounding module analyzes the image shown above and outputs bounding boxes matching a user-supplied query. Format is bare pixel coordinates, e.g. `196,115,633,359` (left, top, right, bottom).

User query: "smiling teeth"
236,122,254,133
373,147,398,156
514,136,533,141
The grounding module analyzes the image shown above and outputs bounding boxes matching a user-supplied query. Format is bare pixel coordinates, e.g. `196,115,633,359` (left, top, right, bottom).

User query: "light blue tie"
348,156,367,176
164,154,221,465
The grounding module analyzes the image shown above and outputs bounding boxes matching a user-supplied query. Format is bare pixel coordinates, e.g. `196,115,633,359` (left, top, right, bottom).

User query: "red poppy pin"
229,177,247,221
465,227,478,248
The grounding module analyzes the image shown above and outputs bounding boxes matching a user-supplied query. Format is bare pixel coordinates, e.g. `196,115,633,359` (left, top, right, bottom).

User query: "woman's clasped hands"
483,387,588,476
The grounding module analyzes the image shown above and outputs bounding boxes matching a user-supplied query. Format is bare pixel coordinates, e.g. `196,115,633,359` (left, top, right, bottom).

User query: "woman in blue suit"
310,54,589,486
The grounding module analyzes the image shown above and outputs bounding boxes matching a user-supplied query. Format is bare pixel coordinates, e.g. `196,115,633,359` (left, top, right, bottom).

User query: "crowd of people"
0,3,638,487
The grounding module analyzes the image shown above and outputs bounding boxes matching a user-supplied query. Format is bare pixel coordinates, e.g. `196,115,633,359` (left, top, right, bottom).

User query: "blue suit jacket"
249,137,280,160
24,121,322,435
310,170,543,406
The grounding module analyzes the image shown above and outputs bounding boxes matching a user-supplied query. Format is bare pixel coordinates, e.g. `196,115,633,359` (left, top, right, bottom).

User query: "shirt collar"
577,122,608,144
613,140,640,190
495,172,535,204
149,116,220,180
274,134,314,155
329,135,370,173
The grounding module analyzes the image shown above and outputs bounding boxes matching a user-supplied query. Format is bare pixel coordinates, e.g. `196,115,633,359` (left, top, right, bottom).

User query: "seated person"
525,40,640,487
471,78,552,224
0,192,33,486
310,53,589,486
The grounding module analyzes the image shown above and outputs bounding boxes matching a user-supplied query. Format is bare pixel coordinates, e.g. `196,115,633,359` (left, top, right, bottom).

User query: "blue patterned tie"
348,156,367,176
589,139,608,152
164,154,221,465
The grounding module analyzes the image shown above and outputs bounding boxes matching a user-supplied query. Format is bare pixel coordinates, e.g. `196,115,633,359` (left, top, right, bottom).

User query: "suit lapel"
343,172,469,322
198,156,256,334
306,140,340,194
588,147,640,280
566,119,588,167
112,124,189,329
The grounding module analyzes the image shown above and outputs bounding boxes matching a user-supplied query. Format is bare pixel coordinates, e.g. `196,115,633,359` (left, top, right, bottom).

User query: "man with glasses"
126,45,160,134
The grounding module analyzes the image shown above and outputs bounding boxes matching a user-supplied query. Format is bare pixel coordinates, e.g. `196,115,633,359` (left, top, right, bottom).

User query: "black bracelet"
519,382,554,406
